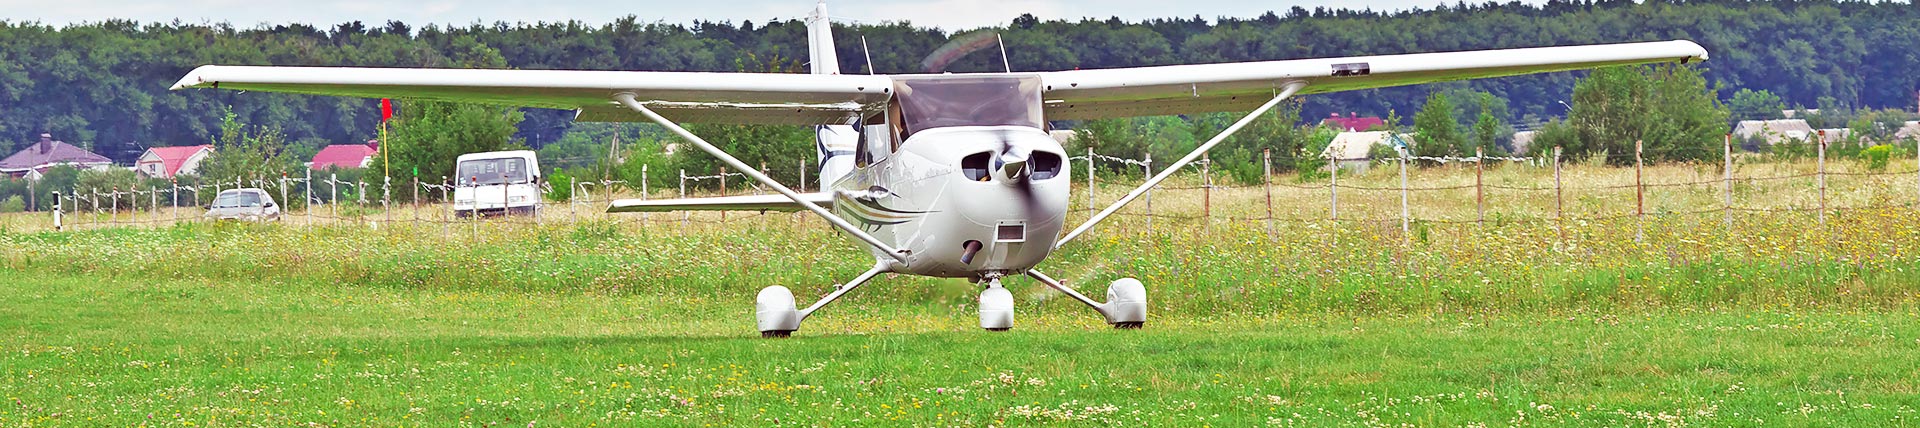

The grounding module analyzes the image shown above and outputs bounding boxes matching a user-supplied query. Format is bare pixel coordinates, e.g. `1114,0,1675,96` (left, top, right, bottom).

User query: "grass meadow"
2,156,1919,426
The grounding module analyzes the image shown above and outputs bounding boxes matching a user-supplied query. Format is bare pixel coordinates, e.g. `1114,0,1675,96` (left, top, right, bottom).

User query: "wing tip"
169,65,219,90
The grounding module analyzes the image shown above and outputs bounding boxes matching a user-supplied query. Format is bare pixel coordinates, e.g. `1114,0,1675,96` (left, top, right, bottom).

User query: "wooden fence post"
719,166,728,223
1723,134,1733,229
642,164,651,225
413,176,420,225
1817,130,1827,227
1634,139,1645,243
1399,148,1410,245
1086,147,1096,213
1144,153,1153,232
1327,149,1337,222
1262,149,1274,238
1475,146,1485,226
1553,146,1564,245
1202,152,1213,229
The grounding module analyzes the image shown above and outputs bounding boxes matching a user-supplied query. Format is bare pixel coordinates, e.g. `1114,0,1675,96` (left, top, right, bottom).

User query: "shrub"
1864,145,1892,171
0,196,22,213
546,172,574,202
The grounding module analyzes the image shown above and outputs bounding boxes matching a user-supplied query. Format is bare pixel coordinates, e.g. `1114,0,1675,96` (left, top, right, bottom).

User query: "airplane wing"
1034,40,1709,120
169,66,895,125
606,192,834,213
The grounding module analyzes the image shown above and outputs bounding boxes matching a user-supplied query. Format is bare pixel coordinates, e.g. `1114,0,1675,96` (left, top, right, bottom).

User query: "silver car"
204,188,281,221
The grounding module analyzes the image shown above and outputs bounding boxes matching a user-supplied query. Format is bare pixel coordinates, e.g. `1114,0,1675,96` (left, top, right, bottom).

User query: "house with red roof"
1322,112,1387,132
309,140,379,170
0,134,114,179
134,145,213,178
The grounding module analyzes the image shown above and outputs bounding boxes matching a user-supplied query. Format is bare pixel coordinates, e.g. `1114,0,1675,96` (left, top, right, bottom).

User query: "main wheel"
755,286,801,338
1103,278,1148,326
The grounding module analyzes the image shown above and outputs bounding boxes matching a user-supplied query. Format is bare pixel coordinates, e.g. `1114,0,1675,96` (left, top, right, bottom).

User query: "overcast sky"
0,0,1545,31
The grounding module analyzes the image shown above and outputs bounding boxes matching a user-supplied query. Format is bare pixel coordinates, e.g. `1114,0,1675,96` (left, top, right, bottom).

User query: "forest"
0,0,1914,166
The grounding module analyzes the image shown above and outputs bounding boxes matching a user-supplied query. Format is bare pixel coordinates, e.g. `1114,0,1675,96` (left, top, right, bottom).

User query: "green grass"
5,159,1920,426
3,273,1917,427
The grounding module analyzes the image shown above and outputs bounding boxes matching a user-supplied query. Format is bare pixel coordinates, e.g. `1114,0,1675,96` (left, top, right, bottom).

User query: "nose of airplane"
996,145,1031,184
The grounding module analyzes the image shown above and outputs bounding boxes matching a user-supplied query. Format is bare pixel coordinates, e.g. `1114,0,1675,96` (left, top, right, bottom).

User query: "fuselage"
830,125,1070,279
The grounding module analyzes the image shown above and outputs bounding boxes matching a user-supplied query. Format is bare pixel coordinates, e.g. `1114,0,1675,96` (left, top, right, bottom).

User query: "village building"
0,134,113,179
309,140,380,170
134,145,213,179
1321,112,1386,132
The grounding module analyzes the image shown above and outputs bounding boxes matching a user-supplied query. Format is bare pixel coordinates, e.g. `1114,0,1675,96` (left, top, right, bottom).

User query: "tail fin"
809,1,856,190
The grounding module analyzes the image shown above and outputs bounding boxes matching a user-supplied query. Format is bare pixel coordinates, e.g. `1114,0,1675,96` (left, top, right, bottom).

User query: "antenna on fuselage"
996,33,1012,73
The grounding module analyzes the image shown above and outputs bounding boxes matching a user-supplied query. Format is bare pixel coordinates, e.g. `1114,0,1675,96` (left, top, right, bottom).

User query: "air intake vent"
996,223,1025,242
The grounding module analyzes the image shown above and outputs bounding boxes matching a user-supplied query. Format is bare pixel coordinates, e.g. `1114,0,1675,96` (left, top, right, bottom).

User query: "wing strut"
1054,81,1307,249
613,93,910,263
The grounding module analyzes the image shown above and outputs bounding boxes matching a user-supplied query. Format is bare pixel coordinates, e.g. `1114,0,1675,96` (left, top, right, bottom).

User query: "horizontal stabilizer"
606,192,834,213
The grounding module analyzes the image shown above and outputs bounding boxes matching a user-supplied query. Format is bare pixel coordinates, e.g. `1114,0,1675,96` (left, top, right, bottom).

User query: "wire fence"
12,138,1920,246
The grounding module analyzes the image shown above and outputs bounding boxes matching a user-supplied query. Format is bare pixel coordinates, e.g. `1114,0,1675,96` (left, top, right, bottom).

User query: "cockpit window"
893,75,1044,139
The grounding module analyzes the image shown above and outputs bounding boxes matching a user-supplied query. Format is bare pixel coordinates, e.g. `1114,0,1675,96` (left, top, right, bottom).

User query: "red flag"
380,99,394,122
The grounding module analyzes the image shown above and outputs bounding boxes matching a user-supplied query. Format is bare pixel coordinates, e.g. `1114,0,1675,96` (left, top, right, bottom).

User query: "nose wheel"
979,278,1014,331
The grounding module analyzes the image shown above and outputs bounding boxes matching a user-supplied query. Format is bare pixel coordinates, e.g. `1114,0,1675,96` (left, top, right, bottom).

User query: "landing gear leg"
1026,270,1148,329
755,260,889,338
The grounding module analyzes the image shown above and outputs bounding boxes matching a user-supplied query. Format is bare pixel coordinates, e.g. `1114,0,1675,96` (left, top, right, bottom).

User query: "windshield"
894,75,1044,137
456,157,530,186
212,191,261,208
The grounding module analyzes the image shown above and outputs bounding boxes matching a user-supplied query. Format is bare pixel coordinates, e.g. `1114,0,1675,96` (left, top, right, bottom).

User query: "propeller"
989,129,1044,222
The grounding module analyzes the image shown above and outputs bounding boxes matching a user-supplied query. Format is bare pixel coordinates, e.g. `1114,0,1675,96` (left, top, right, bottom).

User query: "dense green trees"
1561,65,1730,165
3,0,1919,176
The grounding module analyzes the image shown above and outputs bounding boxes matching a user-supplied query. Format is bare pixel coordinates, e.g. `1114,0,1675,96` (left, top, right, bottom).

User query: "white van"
452,150,542,217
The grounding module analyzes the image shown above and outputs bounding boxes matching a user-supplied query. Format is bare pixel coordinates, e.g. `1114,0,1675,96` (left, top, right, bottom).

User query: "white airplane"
172,2,1708,337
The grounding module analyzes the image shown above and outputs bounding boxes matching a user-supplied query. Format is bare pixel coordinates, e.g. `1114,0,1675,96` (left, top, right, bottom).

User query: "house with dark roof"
135,145,213,179
0,134,114,179
309,140,379,170
1322,112,1387,132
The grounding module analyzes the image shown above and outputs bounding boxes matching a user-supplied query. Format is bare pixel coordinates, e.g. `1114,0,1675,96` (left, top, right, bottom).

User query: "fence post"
642,164,652,225
1399,148,1410,245
1327,149,1336,222
719,166,729,223
1087,147,1096,213
1262,149,1274,238
680,169,690,227
304,169,312,229
1202,153,1213,229
329,173,338,221
413,176,420,225
1723,134,1733,229
280,174,288,225
171,178,179,225
1554,146,1564,245
150,185,158,224
1634,139,1645,243
470,177,478,240
1475,146,1485,226
1144,152,1153,232
799,159,807,192
440,176,449,238
110,186,118,225
1817,131,1827,227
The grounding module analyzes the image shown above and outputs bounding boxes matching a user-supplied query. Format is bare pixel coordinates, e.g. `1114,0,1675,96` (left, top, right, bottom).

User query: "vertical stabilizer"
809,1,857,189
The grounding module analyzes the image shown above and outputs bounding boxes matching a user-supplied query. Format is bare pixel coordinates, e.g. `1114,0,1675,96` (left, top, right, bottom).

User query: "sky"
0,0,1545,31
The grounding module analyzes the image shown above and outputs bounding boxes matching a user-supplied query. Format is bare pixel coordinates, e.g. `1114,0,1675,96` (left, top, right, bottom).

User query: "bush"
1864,145,1892,171
0,196,22,213
546,172,574,202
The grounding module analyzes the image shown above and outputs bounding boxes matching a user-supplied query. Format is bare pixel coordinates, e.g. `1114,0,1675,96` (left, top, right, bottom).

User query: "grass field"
3,159,1920,426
